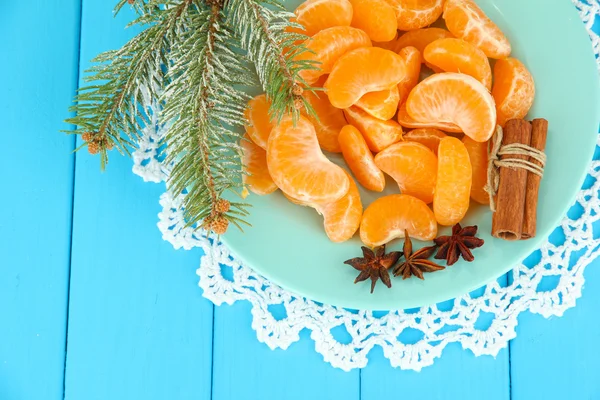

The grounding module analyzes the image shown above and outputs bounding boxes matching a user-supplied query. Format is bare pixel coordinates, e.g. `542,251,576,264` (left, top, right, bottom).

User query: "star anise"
393,230,444,279
434,223,485,266
344,245,402,293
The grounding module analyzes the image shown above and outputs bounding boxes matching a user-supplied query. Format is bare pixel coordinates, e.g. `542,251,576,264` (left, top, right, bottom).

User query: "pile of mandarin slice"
242,0,536,248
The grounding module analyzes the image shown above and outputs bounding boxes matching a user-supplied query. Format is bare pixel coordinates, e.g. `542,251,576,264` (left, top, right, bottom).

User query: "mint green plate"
223,0,600,310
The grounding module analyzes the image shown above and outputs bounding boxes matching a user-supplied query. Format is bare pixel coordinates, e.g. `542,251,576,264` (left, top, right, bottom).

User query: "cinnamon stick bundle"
492,119,532,241
522,119,549,239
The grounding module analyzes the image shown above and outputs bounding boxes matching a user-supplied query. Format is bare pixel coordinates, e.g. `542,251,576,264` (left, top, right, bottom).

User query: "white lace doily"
132,1,600,371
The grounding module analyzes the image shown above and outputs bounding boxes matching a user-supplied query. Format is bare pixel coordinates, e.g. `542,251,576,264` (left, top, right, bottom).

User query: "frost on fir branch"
64,0,315,234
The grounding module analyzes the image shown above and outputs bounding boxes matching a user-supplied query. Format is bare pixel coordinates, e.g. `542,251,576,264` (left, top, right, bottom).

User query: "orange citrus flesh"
374,142,438,204
373,32,399,50
392,28,454,61
338,125,386,192
241,134,278,195
492,58,536,127
433,137,472,226
348,0,398,42
406,72,496,142
462,136,489,205
297,26,372,85
443,0,511,59
424,38,492,90
355,85,400,120
285,171,363,243
325,47,407,109
294,0,354,36
384,0,444,31
397,46,422,105
344,106,403,152
360,194,438,247
267,115,349,203
244,94,273,149
403,128,447,155
302,89,347,152
397,102,463,133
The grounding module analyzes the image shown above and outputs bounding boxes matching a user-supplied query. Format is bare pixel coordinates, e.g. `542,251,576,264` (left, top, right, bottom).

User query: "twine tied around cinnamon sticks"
486,118,549,241
485,125,547,212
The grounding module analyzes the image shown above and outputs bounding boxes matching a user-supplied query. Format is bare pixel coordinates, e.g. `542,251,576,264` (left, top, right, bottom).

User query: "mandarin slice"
355,86,400,120
241,134,278,195
374,142,437,204
348,0,397,42
403,128,447,155
294,0,354,36
302,89,347,152
267,115,349,203
397,102,463,133
325,47,407,109
392,27,454,61
373,32,399,51
384,0,444,30
344,106,403,152
492,58,536,127
424,38,492,90
360,194,438,247
244,94,273,149
338,125,386,192
297,26,372,85
462,136,489,204
433,137,472,226
443,0,511,59
285,171,363,243
406,73,496,142
397,46,422,105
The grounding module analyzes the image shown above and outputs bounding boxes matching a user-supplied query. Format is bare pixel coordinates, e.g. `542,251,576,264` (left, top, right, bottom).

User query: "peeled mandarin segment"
373,32,399,51
397,46,421,105
294,0,354,36
302,90,346,152
384,0,444,30
354,86,400,120
434,137,472,226
348,0,397,42
285,172,363,243
241,135,278,195
338,125,386,192
344,106,403,152
360,194,438,247
326,47,408,109
374,142,438,204
297,26,372,85
443,0,511,59
492,58,536,127
424,38,492,91
397,102,463,133
462,136,489,205
392,28,454,60
403,128,447,155
244,94,273,149
406,72,496,142
267,115,349,203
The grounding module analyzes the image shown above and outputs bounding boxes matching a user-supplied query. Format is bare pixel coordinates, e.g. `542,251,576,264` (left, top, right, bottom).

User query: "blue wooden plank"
510,261,600,399
361,345,509,400
63,1,213,399
212,301,360,400
0,0,81,399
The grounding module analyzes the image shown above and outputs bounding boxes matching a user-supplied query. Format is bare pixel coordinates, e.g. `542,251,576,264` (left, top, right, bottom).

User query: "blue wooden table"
2,1,599,399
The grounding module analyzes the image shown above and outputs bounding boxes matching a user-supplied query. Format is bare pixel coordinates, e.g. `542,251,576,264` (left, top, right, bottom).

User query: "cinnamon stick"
492,119,532,241
521,119,549,239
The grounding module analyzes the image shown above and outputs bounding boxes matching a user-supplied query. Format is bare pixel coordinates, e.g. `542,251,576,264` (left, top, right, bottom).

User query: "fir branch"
161,1,253,230
65,0,194,169
225,0,316,122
